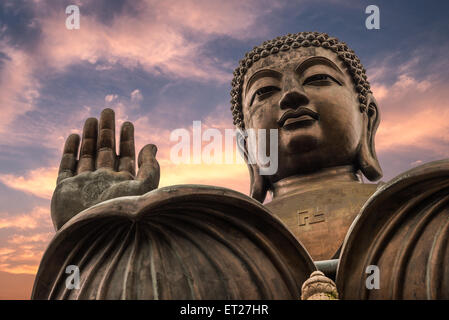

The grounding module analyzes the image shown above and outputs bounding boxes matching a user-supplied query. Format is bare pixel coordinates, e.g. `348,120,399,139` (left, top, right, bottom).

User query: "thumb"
136,144,160,192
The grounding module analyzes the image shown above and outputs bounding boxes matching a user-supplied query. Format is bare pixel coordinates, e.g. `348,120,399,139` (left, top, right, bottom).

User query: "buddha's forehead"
243,46,344,86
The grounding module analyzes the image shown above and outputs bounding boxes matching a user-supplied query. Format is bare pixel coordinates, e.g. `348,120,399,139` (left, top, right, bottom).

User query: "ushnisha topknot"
230,31,372,129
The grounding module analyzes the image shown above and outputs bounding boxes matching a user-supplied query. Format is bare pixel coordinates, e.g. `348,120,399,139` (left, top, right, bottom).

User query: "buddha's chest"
265,183,378,261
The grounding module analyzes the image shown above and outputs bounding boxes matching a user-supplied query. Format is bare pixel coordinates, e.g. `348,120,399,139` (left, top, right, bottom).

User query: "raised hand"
51,108,160,230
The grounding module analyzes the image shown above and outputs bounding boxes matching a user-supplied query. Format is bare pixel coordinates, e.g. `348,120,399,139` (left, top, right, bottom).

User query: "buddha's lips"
277,108,319,128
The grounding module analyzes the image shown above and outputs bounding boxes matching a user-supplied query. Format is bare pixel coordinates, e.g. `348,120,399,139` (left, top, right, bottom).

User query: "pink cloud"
158,0,280,39
0,206,51,230
130,89,143,103
0,0,281,140
0,44,40,135
0,232,52,275
370,71,449,156
0,206,53,275
358,49,449,163
0,167,57,200
36,0,281,83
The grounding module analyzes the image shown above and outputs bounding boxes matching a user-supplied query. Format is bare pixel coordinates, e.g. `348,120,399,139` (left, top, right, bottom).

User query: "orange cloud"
371,73,449,156
0,206,53,275
159,162,249,195
0,264,40,275
0,108,251,199
131,105,251,194
0,206,51,230
0,168,57,200
7,233,53,245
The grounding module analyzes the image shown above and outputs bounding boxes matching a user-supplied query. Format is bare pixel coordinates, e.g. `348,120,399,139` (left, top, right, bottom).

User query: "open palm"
51,108,160,230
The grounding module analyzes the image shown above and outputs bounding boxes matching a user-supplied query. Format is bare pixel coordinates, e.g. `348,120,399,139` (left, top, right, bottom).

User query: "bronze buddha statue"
32,32,449,300
232,32,382,260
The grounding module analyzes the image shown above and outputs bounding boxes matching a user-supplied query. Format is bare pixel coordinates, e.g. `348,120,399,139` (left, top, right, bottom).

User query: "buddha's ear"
236,129,269,203
247,163,269,203
357,94,383,181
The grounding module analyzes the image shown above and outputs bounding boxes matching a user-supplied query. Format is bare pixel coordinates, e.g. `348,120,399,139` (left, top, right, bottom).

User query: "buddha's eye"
303,74,341,86
250,86,280,106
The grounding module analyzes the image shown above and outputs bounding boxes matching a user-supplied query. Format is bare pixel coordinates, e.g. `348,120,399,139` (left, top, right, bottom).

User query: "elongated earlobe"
248,163,269,202
236,130,269,202
357,94,382,181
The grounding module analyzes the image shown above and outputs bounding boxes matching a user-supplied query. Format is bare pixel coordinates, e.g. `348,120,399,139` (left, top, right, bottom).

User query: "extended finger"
57,134,80,184
96,108,116,170
77,117,98,174
136,144,160,191
118,121,136,176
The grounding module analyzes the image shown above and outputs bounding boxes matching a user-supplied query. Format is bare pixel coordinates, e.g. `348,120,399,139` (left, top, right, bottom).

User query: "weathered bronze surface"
266,166,379,260
33,185,315,299
51,108,160,231
337,160,449,299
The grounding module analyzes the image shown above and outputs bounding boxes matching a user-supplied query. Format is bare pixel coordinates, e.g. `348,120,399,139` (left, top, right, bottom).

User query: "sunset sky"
1,0,449,299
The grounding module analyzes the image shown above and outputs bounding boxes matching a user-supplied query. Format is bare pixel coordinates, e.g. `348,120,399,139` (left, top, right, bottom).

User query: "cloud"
7,233,52,245
0,43,40,135
157,0,279,39
34,0,280,83
0,0,281,142
126,110,250,194
130,89,143,103
159,163,249,194
0,263,40,275
0,112,251,199
0,206,51,230
0,167,57,200
105,94,118,103
365,51,449,158
377,105,449,154
0,204,53,275
0,232,52,274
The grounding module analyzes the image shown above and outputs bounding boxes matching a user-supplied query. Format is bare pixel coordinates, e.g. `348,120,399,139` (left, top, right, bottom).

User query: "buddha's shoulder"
265,180,382,212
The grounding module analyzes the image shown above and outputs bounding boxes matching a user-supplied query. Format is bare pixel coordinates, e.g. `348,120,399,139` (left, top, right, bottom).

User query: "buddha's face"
242,46,364,183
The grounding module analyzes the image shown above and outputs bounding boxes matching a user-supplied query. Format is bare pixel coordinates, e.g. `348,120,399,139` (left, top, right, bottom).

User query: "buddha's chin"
281,126,320,153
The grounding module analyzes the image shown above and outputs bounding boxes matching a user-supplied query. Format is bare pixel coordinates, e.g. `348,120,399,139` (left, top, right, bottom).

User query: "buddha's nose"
279,82,309,110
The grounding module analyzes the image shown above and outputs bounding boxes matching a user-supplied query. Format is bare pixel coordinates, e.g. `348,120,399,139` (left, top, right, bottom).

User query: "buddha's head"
231,32,382,202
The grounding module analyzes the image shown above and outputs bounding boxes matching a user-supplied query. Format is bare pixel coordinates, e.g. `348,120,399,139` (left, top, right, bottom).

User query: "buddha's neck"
271,165,361,200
